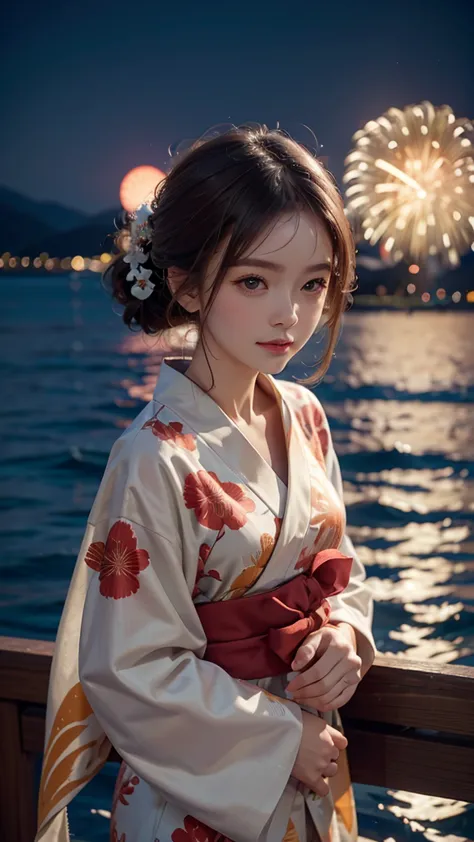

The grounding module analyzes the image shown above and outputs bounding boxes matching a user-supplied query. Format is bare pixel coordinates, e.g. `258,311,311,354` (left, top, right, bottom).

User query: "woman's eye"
235,275,327,293
238,276,264,291
304,278,327,292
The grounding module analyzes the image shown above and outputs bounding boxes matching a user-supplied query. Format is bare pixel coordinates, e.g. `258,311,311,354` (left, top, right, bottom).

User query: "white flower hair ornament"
123,203,155,300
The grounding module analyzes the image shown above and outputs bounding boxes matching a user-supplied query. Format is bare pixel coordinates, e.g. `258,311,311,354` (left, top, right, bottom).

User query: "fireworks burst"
343,101,474,267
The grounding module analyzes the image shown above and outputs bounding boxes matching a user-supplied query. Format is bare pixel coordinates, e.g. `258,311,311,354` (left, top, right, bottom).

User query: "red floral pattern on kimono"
143,415,196,451
184,470,255,531
193,542,222,598
116,770,140,807
295,402,329,463
295,544,317,572
84,521,150,599
110,764,141,841
171,815,233,842
110,821,126,842
111,761,127,809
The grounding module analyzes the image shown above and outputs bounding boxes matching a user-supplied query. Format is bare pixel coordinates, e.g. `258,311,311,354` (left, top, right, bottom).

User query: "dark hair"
105,124,356,385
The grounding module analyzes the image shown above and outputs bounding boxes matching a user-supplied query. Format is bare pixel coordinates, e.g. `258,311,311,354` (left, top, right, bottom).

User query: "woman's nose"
271,299,298,327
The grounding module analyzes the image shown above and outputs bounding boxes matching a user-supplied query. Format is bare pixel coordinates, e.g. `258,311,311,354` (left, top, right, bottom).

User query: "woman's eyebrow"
232,257,331,272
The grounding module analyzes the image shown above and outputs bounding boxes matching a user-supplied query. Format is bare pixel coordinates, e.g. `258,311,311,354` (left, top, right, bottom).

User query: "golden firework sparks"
343,101,474,267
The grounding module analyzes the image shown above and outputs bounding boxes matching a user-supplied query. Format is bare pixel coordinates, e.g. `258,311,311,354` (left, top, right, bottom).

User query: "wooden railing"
1,636,474,842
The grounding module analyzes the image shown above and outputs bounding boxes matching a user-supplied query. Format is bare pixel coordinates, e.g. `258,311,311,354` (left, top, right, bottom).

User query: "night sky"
2,0,473,213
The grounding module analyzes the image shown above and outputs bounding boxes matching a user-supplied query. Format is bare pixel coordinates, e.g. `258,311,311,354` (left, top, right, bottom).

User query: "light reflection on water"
325,310,474,397
1,277,473,841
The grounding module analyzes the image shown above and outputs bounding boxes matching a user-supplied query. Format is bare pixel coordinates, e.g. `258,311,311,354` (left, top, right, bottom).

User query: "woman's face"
199,211,333,376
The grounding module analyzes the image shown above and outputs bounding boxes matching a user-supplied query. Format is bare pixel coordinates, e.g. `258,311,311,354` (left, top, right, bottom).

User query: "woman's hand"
291,709,348,797
286,622,362,712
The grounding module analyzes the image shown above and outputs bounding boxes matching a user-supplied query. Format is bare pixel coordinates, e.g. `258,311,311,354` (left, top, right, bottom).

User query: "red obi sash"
196,549,353,679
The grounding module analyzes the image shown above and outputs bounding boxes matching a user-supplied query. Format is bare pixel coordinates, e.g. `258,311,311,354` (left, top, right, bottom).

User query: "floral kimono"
36,357,376,842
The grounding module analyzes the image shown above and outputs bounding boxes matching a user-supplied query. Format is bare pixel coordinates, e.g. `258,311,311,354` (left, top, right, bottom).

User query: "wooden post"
0,699,37,842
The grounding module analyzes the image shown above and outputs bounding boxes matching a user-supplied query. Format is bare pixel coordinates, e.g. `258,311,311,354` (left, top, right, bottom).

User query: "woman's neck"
184,342,270,424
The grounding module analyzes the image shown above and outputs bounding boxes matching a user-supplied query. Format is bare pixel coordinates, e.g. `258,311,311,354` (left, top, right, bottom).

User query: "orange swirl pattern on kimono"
309,485,345,556
283,819,300,842
225,516,283,599
331,745,356,834
37,683,111,828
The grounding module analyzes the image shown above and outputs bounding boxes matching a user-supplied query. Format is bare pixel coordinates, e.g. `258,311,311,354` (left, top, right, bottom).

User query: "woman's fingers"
287,650,345,695
319,683,359,713
313,777,330,798
294,673,360,712
291,659,360,702
322,761,338,778
320,669,360,705
311,754,342,797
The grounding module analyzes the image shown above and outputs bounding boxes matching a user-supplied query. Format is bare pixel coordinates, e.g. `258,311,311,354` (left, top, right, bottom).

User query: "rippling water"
1,275,473,841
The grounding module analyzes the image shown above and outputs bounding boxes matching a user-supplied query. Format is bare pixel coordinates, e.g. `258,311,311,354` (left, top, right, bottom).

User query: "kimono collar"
153,356,282,429
153,357,313,588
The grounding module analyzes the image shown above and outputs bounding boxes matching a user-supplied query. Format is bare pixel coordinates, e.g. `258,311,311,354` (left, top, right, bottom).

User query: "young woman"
36,126,376,842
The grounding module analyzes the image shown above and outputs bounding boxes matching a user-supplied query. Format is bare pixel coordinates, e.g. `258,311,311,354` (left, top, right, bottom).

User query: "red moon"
119,165,166,212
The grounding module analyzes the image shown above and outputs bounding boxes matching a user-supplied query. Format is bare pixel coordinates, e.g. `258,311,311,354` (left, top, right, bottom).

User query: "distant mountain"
0,185,125,257
22,208,124,257
0,202,58,254
0,186,88,232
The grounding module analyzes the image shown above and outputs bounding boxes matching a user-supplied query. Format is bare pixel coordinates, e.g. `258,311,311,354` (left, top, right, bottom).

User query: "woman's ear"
167,266,199,313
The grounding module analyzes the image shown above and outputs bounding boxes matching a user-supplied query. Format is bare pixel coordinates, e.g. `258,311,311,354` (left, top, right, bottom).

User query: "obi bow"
196,549,353,679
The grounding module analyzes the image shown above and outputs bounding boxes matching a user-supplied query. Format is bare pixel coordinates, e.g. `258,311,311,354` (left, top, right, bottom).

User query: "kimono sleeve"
324,430,377,675
78,515,303,842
